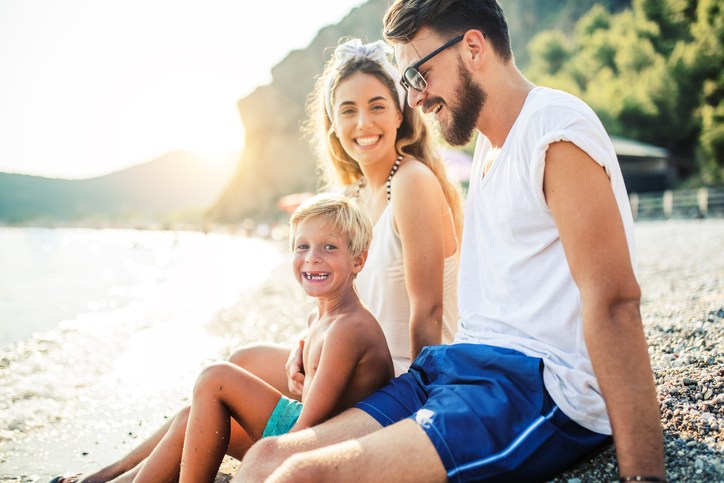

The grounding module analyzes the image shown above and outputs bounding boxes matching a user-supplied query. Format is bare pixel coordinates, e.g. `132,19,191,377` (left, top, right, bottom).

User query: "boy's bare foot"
49,460,142,483
50,475,84,483
49,471,116,483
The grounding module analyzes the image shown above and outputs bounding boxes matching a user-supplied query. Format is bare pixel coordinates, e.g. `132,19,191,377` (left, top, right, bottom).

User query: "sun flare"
116,72,245,167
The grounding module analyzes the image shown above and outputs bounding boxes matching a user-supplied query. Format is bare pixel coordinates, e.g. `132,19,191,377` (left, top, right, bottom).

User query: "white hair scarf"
323,39,407,121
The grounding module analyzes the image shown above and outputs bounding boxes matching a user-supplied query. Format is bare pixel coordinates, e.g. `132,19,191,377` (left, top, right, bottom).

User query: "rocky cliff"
207,0,389,222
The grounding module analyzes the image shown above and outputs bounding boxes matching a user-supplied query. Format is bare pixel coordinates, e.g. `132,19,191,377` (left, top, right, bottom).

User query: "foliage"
498,0,630,67
525,0,724,184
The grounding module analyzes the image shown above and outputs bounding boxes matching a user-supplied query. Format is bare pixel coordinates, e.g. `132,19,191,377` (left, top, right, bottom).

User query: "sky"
0,0,366,179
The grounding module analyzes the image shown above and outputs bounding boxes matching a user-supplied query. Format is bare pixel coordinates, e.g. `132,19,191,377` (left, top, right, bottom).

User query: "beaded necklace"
385,154,403,202
355,154,403,203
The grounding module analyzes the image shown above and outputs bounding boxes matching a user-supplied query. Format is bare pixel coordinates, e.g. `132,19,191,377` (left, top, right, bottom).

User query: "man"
236,1,666,481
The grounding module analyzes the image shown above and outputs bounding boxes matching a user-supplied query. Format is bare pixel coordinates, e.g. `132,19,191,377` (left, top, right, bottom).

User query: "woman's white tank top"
355,204,458,376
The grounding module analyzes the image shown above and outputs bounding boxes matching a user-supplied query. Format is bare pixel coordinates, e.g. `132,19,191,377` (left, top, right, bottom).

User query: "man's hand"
285,339,305,396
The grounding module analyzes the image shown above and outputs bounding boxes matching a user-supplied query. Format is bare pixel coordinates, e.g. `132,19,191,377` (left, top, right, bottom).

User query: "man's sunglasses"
399,34,465,93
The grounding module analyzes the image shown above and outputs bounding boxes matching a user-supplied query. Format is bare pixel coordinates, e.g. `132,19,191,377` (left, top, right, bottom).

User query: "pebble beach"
216,219,724,482
220,219,724,482
1,219,722,482
555,219,724,482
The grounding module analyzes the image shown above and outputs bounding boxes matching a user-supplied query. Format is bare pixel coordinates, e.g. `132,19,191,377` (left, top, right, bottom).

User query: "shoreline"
0,219,722,482
0,234,292,482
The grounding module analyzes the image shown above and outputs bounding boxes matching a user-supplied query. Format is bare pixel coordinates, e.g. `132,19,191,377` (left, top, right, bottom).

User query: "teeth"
434,104,443,115
304,272,329,280
356,136,380,146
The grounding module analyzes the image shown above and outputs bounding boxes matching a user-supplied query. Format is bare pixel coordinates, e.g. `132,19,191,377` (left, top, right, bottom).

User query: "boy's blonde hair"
290,193,373,258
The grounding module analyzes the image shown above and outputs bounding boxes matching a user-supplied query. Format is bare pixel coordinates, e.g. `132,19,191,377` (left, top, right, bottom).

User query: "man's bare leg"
236,410,446,483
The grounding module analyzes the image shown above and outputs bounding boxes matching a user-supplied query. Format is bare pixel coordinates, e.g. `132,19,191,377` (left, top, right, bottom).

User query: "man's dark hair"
383,0,513,62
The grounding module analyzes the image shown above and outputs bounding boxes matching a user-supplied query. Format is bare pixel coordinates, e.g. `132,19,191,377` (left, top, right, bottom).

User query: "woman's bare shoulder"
392,157,445,201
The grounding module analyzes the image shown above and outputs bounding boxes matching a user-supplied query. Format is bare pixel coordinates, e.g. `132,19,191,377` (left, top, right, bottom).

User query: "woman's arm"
392,161,450,361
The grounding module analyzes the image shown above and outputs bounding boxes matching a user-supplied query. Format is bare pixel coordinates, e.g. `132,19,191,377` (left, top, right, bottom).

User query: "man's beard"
438,64,486,146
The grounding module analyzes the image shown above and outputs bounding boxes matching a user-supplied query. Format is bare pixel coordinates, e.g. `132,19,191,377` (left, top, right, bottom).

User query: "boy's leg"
179,362,283,483
53,343,291,483
120,406,255,483
228,342,298,399
51,419,177,483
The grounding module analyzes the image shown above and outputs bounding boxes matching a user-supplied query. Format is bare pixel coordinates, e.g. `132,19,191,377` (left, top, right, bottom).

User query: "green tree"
686,0,724,182
525,0,724,184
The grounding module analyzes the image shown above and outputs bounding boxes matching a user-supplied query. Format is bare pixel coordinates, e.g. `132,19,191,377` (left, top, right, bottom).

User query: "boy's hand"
285,339,305,396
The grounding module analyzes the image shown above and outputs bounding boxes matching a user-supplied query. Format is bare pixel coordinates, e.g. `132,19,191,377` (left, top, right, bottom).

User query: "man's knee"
236,436,285,481
270,453,323,483
245,436,278,462
239,444,319,483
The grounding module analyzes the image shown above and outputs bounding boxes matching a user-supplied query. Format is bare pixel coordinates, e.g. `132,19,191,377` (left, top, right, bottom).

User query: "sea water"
0,227,285,480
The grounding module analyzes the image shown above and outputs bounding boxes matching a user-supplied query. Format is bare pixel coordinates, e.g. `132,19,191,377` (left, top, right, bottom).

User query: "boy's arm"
544,141,665,479
288,318,366,431
286,312,316,396
285,338,305,396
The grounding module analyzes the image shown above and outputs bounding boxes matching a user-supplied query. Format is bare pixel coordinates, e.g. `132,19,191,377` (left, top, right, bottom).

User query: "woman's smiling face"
331,72,402,167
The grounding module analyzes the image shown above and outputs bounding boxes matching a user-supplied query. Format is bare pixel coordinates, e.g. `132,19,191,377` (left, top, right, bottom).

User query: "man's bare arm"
544,141,665,479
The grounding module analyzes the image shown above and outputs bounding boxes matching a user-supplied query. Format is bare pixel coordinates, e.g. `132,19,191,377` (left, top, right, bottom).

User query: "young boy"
175,193,394,483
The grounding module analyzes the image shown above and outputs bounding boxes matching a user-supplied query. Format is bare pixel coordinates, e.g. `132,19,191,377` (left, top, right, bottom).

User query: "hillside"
207,0,632,223
0,151,236,225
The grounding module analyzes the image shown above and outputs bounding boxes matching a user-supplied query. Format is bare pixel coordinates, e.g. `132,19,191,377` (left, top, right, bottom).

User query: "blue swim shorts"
262,395,303,438
355,344,610,482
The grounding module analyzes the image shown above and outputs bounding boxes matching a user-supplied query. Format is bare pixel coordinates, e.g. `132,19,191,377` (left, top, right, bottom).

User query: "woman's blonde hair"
303,39,464,241
290,193,373,258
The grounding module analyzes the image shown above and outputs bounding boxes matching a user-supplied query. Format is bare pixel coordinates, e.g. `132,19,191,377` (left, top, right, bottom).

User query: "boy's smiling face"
292,216,365,299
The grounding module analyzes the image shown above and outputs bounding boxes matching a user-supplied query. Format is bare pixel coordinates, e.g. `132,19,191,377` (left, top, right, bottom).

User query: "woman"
52,38,463,483
310,38,462,375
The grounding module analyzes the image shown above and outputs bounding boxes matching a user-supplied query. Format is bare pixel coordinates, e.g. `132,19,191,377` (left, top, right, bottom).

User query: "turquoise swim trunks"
262,396,303,438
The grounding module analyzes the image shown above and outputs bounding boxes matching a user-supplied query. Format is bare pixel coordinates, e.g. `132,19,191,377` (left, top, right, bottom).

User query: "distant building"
611,136,673,193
